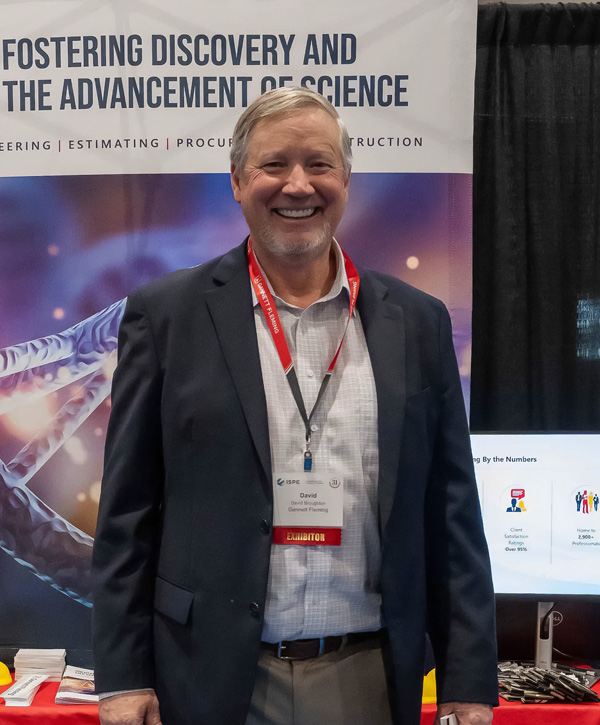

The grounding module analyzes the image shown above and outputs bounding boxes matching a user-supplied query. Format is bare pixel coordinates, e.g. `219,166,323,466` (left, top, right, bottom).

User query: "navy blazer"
92,241,498,724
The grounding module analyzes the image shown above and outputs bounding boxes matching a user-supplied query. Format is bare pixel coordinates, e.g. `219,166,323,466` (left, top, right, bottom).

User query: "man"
92,87,498,725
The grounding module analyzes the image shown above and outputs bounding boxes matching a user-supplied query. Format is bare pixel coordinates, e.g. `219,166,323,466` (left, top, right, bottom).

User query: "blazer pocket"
154,576,195,625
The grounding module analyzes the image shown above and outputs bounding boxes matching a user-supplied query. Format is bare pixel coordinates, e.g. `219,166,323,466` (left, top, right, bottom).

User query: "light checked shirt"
253,241,383,642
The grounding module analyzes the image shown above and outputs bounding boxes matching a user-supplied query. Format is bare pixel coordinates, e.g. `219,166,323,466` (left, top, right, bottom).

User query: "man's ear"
231,164,242,204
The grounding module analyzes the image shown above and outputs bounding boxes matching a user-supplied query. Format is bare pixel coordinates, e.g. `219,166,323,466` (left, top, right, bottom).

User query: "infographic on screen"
471,434,600,595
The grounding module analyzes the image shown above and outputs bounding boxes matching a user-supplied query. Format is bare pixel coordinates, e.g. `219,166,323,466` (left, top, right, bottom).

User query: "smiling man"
231,104,348,271
92,87,498,725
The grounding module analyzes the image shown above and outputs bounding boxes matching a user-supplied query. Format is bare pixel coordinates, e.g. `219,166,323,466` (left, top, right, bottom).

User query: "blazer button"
260,519,270,534
249,602,261,618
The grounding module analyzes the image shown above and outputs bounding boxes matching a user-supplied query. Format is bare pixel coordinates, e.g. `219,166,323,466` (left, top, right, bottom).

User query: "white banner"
1,0,476,176
0,0,477,655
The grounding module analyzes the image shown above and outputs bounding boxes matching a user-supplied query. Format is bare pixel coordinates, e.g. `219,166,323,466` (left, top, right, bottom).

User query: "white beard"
256,221,333,263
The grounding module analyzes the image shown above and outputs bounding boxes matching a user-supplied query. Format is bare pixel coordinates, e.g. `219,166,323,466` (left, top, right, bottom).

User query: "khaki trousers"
245,635,393,725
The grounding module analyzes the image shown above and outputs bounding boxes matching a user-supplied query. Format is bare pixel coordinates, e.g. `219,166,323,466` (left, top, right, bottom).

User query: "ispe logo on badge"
277,478,301,486
329,478,341,488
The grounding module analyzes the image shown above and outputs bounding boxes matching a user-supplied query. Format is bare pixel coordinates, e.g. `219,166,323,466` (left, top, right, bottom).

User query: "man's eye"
263,162,285,169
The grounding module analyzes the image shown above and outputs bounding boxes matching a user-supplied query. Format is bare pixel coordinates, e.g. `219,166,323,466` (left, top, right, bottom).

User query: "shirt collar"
250,239,351,311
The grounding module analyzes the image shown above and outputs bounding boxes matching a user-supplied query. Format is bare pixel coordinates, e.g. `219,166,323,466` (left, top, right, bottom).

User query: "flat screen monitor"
470,433,600,598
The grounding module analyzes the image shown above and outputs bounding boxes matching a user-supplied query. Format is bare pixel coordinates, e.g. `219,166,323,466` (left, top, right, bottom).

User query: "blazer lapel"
357,270,407,536
205,244,272,498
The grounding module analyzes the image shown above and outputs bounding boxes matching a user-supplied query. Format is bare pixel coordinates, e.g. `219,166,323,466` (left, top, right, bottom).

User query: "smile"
274,208,316,218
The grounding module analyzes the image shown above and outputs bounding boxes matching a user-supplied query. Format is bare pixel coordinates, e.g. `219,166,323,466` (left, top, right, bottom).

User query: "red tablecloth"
421,700,600,724
1,677,600,724
420,676,600,725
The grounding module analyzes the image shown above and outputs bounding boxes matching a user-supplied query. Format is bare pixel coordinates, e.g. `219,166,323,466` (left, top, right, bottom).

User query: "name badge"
272,471,343,546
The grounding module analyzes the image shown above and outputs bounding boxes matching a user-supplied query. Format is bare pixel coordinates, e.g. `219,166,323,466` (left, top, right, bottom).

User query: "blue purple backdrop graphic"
0,171,472,648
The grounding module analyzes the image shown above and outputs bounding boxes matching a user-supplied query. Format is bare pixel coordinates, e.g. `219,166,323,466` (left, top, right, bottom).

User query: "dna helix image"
0,299,126,607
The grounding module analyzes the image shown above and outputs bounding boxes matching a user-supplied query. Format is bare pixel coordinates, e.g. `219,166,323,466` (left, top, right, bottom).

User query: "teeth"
276,208,315,218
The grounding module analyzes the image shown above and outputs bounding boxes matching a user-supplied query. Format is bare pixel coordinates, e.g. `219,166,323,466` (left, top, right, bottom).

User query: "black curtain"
471,3,600,431
472,3,600,664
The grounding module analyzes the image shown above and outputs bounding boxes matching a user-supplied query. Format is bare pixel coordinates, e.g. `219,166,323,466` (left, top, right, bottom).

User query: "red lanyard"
248,238,360,471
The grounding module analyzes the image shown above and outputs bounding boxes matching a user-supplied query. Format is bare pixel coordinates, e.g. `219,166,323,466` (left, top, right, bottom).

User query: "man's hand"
99,690,162,725
435,702,493,725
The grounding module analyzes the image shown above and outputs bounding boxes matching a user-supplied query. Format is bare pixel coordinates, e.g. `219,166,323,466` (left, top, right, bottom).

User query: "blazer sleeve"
92,290,164,694
424,303,499,706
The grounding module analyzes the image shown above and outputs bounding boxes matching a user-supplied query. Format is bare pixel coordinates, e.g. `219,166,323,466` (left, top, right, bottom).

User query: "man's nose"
282,164,314,195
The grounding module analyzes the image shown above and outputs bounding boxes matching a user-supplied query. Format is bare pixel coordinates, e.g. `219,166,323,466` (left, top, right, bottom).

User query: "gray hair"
230,86,352,175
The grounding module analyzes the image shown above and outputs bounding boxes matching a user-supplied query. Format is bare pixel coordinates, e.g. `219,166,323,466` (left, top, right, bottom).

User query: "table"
1,678,600,723
0,679,100,723
422,700,600,724
420,676,600,725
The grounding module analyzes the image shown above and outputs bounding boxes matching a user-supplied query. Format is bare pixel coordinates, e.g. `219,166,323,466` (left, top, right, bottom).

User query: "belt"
261,629,388,660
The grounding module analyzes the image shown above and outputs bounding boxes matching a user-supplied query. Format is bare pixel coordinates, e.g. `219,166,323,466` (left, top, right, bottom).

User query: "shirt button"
307,369,314,377
260,519,270,534
310,424,319,432
249,602,261,618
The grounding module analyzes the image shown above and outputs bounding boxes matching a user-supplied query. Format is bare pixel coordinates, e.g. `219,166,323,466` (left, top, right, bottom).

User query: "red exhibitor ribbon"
271,527,342,547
